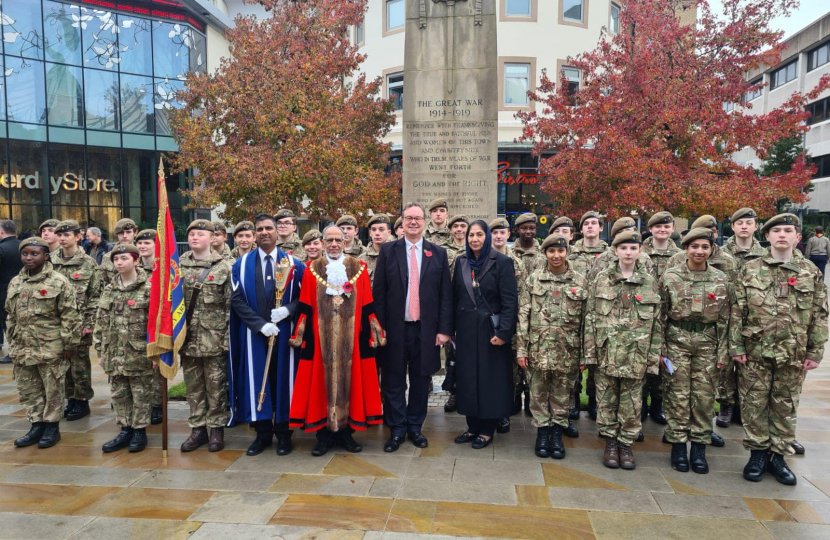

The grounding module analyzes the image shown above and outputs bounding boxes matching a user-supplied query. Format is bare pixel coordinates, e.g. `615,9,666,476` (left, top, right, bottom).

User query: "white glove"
261,323,280,337
271,307,290,324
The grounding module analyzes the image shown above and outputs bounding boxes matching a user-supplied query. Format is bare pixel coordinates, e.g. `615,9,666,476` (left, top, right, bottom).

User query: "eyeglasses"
275,222,293,228
324,238,344,243
403,216,425,222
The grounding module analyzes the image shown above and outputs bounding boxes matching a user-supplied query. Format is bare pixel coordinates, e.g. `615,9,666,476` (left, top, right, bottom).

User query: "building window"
723,102,735,112
808,42,830,72
504,63,530,106
506,0,531,16
610,3,621,35
771,60,798,90
355,20,365,45
386,0,404,31
807,96,830,126
563,0,584,23
744,79,763,103
563,67,581,98
814,154,830,178
388,72,403,112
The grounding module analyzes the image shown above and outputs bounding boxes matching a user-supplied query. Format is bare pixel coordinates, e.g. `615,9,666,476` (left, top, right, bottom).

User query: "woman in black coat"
452,220,518,448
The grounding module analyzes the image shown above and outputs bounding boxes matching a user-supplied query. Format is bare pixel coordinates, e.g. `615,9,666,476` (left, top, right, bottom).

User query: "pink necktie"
409,245,420,321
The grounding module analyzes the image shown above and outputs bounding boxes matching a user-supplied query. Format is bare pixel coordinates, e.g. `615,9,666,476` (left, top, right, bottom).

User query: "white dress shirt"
404,237,424,322
258,246,280,281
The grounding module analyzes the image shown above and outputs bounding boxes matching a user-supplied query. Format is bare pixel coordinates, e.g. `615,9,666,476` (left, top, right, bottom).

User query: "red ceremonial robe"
288,256,384,432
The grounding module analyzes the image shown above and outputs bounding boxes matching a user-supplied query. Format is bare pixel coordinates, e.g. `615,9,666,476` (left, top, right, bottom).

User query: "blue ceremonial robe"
227,248,304,426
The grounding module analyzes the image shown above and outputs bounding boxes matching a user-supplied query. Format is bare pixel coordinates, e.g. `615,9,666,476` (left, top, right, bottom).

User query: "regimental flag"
147,157,186,379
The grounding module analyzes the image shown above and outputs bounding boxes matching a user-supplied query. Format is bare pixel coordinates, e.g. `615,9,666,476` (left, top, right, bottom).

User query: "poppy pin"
788,277,797,286
425,250,433,258
708,292,716,301
72,273,80,279
342,282,354,294
208,275,215,281
127,300,135,306
571,288,577,294
40,289,47,296
635,294,643,302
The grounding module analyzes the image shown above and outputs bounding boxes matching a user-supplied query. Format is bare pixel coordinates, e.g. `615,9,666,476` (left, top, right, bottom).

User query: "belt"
669,319,715,332
405,320,421,325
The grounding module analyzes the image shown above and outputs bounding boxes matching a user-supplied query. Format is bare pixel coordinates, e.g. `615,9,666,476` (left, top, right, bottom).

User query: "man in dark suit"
0,220,23,363
373,202,453,452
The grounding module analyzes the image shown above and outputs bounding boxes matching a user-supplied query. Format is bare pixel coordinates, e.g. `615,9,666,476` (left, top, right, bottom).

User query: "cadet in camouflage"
134,229,163,425
660,228,732,475
301,229,324,263
666,215,737,282
729,213,828,486
94,243,153,454
425,198,452,246
6,237,81,449
38,219,60,253
336,214,366,258
211,222,233,260
230,221,257,260
588,217,655,282
99,218,138,288
510,213,545,275
360,214,392,284
275,209,307,261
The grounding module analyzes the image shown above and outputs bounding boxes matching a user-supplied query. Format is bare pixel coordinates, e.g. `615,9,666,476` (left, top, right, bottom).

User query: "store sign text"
0,172,119,194
497,161,544,185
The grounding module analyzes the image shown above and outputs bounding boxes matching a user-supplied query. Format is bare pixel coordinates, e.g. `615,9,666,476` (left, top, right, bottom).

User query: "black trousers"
810,255,828,278
316,426,355,443
252,419,292,438
466,416,498,438
382,321,431,438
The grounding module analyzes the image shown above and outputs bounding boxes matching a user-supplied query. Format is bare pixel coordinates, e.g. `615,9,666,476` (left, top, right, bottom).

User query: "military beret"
428,198,449,212
448,214,468,227
681,227,715,247
186,219,215,234
274,208,296,221
489,217,510,231
55,220,81,234
301,229,324,246
647,211,674,228
541,234,570,251
212,221,227,233
233,221,255,236
550,216,574,231
394,217,403,230
114,218,137,234
109,243,140,260
336,214,358,227
690,215,718,230
514,213,538,228
610,217,637,238
579,211,603,229
38,219,59,232
731,207,757,223
611,231,643,247
19,236,49,252
136,229,156,242
367,214,391,228
761,213,801,234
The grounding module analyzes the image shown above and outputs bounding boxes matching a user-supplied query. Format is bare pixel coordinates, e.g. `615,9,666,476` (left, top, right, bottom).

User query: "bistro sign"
0,172,119,194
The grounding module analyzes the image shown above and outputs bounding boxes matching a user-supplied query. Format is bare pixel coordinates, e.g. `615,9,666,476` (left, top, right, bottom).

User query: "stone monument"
402,0,498,220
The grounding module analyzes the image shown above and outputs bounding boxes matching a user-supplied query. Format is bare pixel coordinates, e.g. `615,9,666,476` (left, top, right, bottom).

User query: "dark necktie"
264,254,275,305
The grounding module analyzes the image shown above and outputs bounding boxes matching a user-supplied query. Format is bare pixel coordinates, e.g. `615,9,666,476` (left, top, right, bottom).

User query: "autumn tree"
170,0,400,222
519,0,830,220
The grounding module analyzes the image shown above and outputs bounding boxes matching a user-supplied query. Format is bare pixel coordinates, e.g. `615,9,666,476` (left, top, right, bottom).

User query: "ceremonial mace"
257,257,293,411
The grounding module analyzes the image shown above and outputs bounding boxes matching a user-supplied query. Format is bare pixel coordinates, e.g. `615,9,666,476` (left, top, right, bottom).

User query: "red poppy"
127,300,135,306
635,294,643,302
72,273,80,279
208,275,215,281
342,282,354,294
40,289,47,296
425,250,433,258
708,292,716,301
788,277,797,286
571,288,577,294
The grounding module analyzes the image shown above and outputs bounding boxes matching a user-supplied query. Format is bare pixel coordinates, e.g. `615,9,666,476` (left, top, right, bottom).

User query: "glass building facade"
0,0,207,238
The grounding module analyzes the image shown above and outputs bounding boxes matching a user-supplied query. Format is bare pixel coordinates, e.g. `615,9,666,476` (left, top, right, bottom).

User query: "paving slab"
0,512,93,540
398,478,518,505
588,511,775,540
653,492,756,520
135,469,281,492
660,468,830,501
452,458,545,486
548,486,662,514
69,517,201,540
188,491,288,525
2,464,148,487
762,521,830,540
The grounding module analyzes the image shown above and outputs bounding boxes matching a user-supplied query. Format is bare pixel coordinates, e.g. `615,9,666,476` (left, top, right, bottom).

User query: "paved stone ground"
0,345,829,540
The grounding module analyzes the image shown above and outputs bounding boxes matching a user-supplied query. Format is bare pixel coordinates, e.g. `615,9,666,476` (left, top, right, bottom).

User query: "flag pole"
158,156,169,462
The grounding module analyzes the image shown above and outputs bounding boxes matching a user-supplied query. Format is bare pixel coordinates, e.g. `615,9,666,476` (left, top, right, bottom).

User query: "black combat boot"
535,427,551,458
37,422,61,449
690,442,709,474
710,432,725,447
102,427,133,453
715,402,732,428
66,399,90,421
743,449,767,482
563,420,579,438
14,422,45,447
128,428,148,453
151,407,163,425
550,424,566,459
64,398,76,418
767,452,797,485
671,443,690,472
791,440,805,455
497,417,511,433
649,397,667,425
636,432,644,443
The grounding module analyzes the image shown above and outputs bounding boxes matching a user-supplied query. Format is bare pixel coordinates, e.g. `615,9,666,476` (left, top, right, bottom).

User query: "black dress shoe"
408,431,429,448
791,440,805,455
743,449,767,482
384,435,405,452
454,431,477,444
14,423,45,447
471,435,492,449
276,435,293,456
767,452,797,485
568,407,580,420
496,418,510,434
128,428,147,453
710,432,725,447
37,422,61,449
636,432,644,443
246,437,272,456
66,400,90,421
340,434,362,453
563,420,579,438
151,407,163,425
444,394,458,413
102,428,133,453
312,439,334,457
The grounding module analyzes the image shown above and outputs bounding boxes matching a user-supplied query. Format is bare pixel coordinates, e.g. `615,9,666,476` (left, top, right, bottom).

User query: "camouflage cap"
38,219,60,232
731,207,757,223
186,219,215,234
513,213,538,228
394,217,403,230
136,229,156,242
55,220,81,234
579,211,603,229
550,216,574,231
690,215,718,230
336,214,359,227
448,214,468,227
681,227,715,247
541,233,570,251
212,221,227,233
611,230,643,247
233,221,255,236
761,212,801,234
114,218,137,234
19,236,50,252
274,208,296,221
428,198,449,212
489,217,510,230
109,243,140,260
367,214,391,228
301,229,324,246
647,211,674,228
610,217,637,238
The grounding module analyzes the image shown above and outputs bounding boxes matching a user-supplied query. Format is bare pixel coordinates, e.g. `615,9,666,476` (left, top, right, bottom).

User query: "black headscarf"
466,220,492,274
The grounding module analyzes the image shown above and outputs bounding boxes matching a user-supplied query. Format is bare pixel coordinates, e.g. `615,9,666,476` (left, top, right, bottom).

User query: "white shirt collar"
405,237,424,250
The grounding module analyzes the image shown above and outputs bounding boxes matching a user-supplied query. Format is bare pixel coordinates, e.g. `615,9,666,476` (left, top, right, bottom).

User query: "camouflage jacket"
98,252,116,288
277,234,306,261
230,245,256,261
446,242,466,275
50,247,102,333
567,238,609,278
359,243,382,285
584,264,664,378
516,263,588,372
667,243,737,282
425,222,451,247
660,263,731,366
724,236,766,270
510,242,545,275
344,240,366,258
587,250,654,283
180,251,232,357
642,236,681,280
94,269,152,375
729,253,828,366
140,258,154,274
4,263,82,365
213,243,233,260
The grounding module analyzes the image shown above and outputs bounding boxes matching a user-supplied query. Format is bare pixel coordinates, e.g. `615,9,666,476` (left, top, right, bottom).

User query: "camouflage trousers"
64,342,94,401
152,368,164,408
595,372,644,446
110,372,153,429
663,336,718,445
527,366,575,429
182,355,230,428
738,356,806,456
14,359,68,423
716,359,740,405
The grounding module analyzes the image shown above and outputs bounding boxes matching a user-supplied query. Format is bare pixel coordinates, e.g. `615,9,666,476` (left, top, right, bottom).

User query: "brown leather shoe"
209,428,225,452
619,443,636,470
603,437,620,469
181,427,209,452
